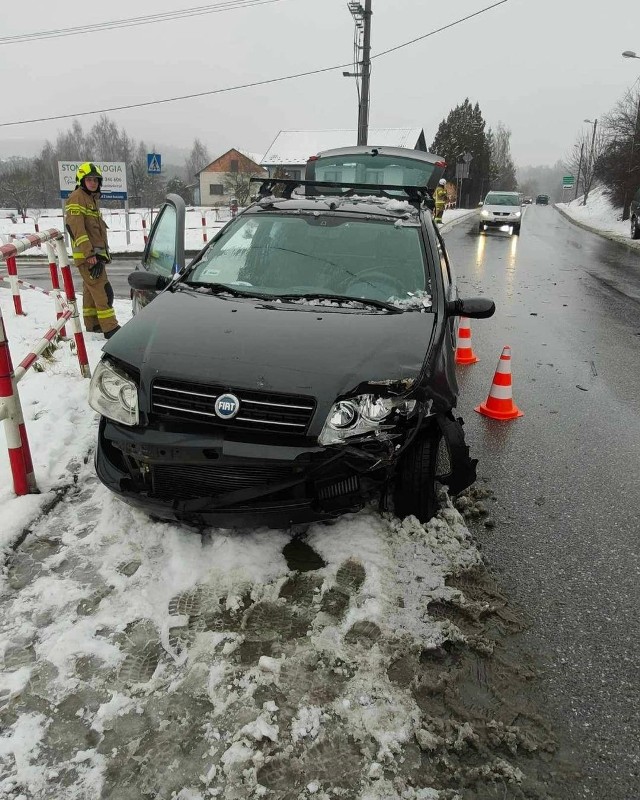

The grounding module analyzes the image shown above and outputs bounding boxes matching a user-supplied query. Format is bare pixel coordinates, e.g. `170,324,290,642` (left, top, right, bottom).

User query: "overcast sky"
0,0,638,167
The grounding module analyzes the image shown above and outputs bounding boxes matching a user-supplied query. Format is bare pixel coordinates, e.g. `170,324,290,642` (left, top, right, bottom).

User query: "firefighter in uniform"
65,163,120,339
433,178,448,225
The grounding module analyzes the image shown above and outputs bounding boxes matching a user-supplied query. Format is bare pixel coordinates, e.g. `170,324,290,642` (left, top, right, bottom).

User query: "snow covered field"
0,288,561,799
0,208,472,256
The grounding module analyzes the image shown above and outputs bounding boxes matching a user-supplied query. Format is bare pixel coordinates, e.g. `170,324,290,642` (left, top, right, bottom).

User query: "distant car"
535,195,550,205
523,197,533,205
478,191,523,235
630,186,640,240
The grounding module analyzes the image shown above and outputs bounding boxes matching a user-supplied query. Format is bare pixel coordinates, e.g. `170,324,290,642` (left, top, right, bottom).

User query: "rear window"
306,153,439,191
484,193,521,206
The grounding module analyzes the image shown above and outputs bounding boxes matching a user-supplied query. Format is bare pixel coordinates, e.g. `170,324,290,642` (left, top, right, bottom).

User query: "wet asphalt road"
446,207,640,799
13,209,640,797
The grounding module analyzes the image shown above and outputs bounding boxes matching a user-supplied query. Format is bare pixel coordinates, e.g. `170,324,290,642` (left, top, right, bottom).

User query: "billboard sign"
58,161,128,200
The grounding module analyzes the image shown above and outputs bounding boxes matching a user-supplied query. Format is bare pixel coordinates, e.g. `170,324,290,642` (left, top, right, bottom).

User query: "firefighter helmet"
438,178,446,186
76,162,103,187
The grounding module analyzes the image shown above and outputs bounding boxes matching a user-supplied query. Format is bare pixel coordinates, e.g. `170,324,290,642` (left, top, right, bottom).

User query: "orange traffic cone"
475,345,524,420
455,317,479,365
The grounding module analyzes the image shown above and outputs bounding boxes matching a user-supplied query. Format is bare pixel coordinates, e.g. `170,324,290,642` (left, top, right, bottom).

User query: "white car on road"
478,191,523,235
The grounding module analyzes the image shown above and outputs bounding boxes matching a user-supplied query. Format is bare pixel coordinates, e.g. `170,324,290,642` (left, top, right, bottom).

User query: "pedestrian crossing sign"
147,153,162,175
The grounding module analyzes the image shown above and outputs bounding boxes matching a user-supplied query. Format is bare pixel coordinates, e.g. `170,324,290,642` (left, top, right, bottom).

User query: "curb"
440,210,478,233
554,204,640,252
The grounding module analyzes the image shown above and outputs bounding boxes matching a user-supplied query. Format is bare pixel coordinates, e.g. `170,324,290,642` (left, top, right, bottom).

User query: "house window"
230,159,239,173
365,169,385,185
209,183,224,195
323,171,342,182
288,169,301,180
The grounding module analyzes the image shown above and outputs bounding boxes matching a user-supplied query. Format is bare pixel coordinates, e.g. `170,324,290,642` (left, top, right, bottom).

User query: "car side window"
144,205,178,276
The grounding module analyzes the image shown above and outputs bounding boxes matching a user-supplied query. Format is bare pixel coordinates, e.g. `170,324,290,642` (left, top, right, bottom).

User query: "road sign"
562,175,575,186
57,161,128,200
147,153,162,175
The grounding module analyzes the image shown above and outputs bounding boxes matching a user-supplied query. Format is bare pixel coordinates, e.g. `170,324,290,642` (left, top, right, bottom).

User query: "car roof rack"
250,177,434,210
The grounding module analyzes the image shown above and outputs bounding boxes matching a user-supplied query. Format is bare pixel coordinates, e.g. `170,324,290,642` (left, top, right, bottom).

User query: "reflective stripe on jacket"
433,186,448,206
65,187,109,262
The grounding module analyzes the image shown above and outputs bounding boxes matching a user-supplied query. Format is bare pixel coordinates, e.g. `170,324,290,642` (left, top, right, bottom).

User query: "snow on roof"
262,128,424,166
237,149,264,165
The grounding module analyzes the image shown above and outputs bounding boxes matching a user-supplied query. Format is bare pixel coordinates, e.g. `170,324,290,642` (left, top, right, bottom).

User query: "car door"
131,194,186,313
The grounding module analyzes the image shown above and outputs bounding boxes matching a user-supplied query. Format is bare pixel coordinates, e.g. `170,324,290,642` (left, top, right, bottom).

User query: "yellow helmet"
76,162,102,187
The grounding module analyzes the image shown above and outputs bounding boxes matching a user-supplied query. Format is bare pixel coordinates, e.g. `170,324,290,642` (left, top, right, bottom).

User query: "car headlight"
480,209,490,217
319,394,417,445
514,211,521,217
89,359,139,426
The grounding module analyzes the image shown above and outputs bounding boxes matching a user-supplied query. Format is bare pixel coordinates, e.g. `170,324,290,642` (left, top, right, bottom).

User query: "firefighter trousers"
76,261,119,334
434,204,445,224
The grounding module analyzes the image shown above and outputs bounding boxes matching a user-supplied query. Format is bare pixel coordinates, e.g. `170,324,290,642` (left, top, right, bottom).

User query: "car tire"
393,429,441,523
512,224,521,235
478,224,485,234
631,216,640,240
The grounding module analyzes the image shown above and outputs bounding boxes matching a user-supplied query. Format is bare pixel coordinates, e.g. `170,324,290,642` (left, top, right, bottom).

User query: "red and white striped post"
5,255,23,316
201,213,208,243
141,217,148,245
54,237,91,379
0,304,36,494
45,241,66,338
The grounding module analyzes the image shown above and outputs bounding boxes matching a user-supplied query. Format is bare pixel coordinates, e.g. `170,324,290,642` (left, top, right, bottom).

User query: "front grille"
152,462,295,500
151,379,315,435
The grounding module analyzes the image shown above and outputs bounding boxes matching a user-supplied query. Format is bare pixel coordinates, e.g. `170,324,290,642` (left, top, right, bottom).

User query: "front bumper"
480,216,520,228
95,419,392,527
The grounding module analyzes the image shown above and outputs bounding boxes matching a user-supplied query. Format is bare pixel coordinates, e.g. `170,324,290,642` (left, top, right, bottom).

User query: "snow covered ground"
557,186,635,241
0,288,560,800
1,207,472,256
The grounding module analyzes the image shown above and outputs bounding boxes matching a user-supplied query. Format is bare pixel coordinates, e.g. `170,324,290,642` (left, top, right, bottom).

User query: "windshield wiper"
181,281,269,299
275,292,403,314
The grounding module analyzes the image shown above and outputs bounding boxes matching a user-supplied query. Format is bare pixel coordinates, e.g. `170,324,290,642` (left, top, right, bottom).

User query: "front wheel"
393,431,441,523
512,224,521,235
478,224,485,235
631,216,640,240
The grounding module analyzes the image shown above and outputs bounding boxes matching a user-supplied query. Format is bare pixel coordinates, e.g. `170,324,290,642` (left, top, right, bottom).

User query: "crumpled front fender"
435,412,478,495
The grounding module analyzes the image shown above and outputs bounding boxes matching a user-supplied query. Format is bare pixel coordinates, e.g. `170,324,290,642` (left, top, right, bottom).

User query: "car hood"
105,290,436,406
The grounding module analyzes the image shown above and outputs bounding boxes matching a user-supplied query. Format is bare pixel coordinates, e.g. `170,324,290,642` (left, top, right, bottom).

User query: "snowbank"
557,186,635,241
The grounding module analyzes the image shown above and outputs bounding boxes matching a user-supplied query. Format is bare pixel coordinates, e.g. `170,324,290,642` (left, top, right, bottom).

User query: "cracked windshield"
188,214,429,306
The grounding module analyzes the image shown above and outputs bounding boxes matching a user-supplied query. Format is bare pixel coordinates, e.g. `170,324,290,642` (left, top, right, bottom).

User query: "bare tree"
599,88,640,219
223,170,254,206
564,126,607,205
488,122,517,191
185,138,210,182
0,159,40,219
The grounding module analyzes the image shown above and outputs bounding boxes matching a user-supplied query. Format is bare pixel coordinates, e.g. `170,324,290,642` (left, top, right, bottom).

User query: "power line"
0,0,513,128
372,0,510,60
0,0,287,45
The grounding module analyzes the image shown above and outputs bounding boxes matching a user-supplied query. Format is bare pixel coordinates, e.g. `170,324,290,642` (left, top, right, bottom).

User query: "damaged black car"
90,171,494,528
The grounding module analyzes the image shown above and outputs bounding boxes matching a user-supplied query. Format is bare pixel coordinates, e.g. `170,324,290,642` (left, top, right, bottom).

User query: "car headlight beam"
89,359,140,426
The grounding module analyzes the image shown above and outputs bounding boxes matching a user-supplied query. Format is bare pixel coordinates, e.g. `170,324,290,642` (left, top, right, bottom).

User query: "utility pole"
344,1,373,146
574,142,584,201
623,93,640,220
582,118,598,206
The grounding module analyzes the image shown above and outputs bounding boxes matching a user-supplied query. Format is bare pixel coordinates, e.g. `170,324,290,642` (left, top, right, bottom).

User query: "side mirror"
446,297,495,319
128,271,170,291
